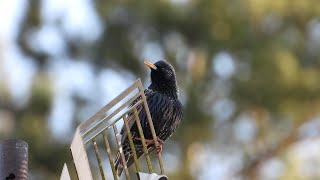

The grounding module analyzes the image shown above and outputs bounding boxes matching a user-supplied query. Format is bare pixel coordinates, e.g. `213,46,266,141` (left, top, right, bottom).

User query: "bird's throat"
148,83,178,99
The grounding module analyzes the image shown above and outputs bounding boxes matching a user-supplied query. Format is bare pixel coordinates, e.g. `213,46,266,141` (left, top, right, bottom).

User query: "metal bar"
137,81,165,174
123,115,141,172
113,125,130,179
107,100,142,127
82,92,142,138
132,108,153,174
80,79,142,131
92,139,106,180
84,100,143,145
0,139,28,180
102,132,118,180
84,123,113,145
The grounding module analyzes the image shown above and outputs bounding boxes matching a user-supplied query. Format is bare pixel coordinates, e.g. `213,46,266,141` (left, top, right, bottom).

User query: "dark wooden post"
0,139,28,180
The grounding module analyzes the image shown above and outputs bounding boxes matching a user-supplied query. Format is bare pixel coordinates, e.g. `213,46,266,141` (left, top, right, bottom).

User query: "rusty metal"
0,139,28,180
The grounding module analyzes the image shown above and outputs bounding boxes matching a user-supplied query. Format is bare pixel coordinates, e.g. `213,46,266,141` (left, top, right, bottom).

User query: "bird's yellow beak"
144,61,157,70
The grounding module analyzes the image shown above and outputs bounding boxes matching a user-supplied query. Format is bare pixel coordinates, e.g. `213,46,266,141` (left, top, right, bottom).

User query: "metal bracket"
63,79,165,180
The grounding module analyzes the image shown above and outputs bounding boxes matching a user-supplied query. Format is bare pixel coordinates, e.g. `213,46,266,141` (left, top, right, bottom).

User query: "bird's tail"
114,150,125,177
114,144,133,176
114,143,144,177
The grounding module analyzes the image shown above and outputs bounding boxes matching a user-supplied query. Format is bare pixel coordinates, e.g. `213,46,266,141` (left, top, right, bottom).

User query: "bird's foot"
156,144,163,155
135,137,164,155
135,137,154,146
135,137,164,146
150,137,163,155
145,138,155,146
156,137,164,145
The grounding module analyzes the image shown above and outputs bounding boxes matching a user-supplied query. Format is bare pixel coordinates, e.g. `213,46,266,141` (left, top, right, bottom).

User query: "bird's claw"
156,144,163,155
156,137,164,145
145,138,155,146
152,137,163,155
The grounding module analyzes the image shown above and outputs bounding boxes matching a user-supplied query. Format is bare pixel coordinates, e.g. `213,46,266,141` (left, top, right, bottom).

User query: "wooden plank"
60,163,71,180
70,128,93,180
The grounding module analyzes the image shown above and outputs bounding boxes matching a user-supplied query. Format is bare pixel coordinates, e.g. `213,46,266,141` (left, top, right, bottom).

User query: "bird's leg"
135,137,163,154
156,144,163,154
156,137,164,145
135,137,164,147
154,137,163,154
135,137,154,146
150,137,163,155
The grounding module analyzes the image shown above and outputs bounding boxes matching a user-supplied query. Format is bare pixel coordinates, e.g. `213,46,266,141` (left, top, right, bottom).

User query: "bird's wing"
157,99,183,141
168,100,184,134
141,92,165,131
120,89,154,141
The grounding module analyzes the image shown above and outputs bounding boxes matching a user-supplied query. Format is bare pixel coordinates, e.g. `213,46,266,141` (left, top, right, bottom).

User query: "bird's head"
144,60,178,97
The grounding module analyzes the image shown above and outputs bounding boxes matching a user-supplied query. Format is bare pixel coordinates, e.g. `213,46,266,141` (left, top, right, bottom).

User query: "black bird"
114,60,183,176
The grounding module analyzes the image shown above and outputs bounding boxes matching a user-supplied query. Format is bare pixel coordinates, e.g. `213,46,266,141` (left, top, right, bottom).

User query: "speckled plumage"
114,60,183,176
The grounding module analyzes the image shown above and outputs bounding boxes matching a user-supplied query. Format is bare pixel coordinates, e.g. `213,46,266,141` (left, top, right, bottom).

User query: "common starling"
114,60,183,176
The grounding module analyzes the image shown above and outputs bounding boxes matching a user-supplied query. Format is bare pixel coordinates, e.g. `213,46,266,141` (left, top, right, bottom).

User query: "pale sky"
2,1,319,179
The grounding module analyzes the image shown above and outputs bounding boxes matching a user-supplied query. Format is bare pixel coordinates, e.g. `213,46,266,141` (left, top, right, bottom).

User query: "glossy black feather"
114,60,183,176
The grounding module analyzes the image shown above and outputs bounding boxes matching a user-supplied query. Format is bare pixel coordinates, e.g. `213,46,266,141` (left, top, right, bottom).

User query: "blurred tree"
1,0,320,179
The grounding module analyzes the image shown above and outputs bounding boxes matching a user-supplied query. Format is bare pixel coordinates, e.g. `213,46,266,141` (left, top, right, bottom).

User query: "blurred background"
1,0,320,179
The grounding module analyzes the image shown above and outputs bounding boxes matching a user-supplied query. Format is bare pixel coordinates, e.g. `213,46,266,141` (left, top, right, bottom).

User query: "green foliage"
1,0,320,179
